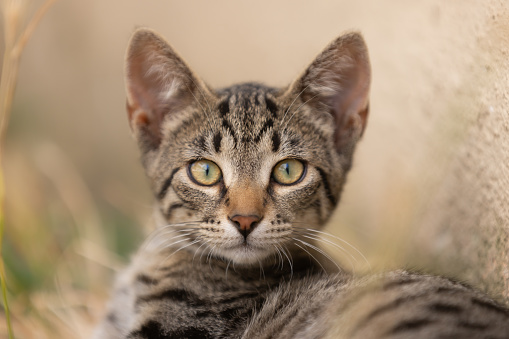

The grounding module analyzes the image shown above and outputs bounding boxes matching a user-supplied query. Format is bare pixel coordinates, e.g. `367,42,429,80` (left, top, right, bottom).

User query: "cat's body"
98,246,509,339
96,29,509,338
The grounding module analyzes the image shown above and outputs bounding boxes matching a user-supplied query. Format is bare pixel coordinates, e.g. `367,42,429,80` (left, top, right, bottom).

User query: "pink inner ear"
306,34,370,152
124,29,197,150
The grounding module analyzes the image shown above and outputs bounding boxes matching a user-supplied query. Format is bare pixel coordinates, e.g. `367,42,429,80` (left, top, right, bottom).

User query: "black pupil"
205,163,210,177
284,163,290,175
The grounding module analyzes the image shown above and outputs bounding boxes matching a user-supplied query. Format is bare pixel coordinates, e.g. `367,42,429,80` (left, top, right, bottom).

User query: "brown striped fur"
95,28,509,338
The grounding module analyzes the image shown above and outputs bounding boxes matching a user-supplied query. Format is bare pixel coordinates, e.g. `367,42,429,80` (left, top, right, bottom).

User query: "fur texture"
95,29,509,339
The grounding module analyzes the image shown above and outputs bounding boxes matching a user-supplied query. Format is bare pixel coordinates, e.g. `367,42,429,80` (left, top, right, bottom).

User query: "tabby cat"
95,28,509,338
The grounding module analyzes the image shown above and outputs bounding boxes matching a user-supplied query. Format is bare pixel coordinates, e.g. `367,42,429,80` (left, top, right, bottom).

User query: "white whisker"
142,229,198,252
294,226,371,271
293,242,326,273
257,257,266,281
282,93,321,131
279,83,312,128
295,232,355,270
225,259,232,280
280,243,294,279
294,237,342,272
207,245,217,273
193,240,210,264
156,237,197,271
184,82,215,132
272,244,284,270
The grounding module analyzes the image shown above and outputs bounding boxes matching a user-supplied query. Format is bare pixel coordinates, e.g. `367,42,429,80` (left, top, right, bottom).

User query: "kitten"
95,28,509,338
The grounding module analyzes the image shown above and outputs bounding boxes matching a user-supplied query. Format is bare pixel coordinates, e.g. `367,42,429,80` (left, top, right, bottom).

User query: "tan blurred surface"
3,0,509,336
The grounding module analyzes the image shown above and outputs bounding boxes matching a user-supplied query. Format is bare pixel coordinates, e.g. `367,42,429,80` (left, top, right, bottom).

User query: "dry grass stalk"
0,0,58,338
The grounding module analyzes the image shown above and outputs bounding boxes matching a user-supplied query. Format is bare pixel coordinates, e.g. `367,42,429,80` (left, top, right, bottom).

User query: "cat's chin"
216,244,273,266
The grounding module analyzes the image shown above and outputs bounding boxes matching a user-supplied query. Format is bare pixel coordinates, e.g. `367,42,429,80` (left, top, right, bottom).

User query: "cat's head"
125,29,370,266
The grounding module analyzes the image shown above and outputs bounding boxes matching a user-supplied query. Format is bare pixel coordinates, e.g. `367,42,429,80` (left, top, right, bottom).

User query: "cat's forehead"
216,83,280,120
211,83,286,154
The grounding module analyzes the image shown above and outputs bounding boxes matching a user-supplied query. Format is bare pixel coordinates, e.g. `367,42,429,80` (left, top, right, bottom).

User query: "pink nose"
229,215,261,239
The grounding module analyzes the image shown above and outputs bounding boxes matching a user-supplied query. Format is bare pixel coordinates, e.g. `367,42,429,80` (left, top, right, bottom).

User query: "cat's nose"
229,214,261,240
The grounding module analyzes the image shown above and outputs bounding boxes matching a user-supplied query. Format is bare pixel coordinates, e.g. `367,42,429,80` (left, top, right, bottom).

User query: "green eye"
272,159,305,185
189,160,222,186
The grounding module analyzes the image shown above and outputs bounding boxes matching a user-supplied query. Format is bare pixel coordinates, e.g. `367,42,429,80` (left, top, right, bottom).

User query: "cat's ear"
125,28,210,150
289,32,371,154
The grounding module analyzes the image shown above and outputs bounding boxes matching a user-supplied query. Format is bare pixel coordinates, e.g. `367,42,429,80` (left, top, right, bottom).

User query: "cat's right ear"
125,28,209,150
287,32,371,157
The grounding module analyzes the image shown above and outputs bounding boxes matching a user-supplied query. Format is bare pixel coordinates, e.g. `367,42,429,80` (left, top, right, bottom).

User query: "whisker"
278,83,312,128
142,221,202,247
297,237,343,272
160,236,195,251
294,226,371,271
294,232,355,270
207,245,217,273
199,242,213,263
145,222,200,237
187,76,214,118
293,237,343,271
293,241,326,273
192,240,210,264
142,228,197,251
161,239,202,267
282,93,321,131
257,257,266,281
280,243,294,279
272,244,284,270
155,237,197,272
184,82,215,132
225,259,232,280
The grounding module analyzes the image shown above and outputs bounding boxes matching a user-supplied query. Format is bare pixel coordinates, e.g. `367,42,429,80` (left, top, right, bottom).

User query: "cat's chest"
114,250,305,338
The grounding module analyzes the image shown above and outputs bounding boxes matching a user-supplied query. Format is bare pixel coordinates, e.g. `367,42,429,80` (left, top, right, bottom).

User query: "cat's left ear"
288,32,371,154
125,28,212,151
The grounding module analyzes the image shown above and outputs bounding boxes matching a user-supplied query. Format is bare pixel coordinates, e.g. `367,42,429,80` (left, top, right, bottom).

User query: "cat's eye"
272,159,305,185
188,160,222,186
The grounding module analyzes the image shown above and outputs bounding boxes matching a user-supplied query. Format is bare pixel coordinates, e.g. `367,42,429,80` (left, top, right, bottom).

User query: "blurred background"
1,0,509,337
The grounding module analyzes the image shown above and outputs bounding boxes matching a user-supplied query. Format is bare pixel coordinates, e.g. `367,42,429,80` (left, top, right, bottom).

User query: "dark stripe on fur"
128,320,212,339
242,98,251,111
219,185,228,201
219,292,260,304
254,119,274,143
166,328,213,339
267,185,275,201
387,318,433,334
382,278,420,291
471,297,509,317
127,320,166,339
265,96,278,117
352,295,423,334
428,302,463,314
213,132,222,153
219,306,249,320
316,167,337,206
163,203,184,219
157,167,180,200
218,99,229,116
436,286,464,294
136,288,206,307
195,136,206,151
222,119,238,146
137,274,159,285
271,131,280,152
457,320,489,330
